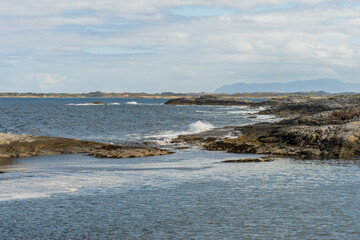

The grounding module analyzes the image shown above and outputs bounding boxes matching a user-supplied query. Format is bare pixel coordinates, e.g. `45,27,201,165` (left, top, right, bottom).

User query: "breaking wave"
67,102,121,106
145,121,215,146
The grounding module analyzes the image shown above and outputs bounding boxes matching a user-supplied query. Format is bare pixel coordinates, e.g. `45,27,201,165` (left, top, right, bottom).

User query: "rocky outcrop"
204,122,360,159
173,97,360,160
0,133,171,159
258,96,360,116
165,95,360,117
164,95,258,106
204,108,360,159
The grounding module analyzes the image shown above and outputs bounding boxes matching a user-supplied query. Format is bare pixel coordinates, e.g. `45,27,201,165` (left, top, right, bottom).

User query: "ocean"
0,98,359,239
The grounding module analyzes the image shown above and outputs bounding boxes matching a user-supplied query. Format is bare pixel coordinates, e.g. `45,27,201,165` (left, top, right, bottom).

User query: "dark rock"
222,156,276,162
205,114,360,159
88,102,107,105
87,145,171,158
164,96,258,106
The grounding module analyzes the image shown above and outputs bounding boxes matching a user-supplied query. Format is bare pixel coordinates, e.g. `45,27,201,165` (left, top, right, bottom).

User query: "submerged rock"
87,145,171,158
222,156,276,163
88,102,107,105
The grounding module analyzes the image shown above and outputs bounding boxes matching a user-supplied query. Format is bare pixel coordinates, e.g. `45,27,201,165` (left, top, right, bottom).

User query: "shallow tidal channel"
0,150,359,239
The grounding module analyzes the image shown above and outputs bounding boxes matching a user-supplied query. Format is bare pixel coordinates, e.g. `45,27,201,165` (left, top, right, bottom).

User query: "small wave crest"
228,110,258,114
67,103,100,106
146,121,214,146
126,101,138,105
66,102,120,106
188,121,214,133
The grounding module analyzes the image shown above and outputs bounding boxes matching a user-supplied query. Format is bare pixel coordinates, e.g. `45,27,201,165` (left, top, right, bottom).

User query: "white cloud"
0,0,360,92
35,73,62,90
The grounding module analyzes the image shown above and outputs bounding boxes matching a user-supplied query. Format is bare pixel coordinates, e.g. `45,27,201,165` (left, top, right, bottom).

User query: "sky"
0,0,360,93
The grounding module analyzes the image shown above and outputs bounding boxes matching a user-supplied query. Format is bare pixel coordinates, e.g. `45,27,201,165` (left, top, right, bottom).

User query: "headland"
167,95,360,159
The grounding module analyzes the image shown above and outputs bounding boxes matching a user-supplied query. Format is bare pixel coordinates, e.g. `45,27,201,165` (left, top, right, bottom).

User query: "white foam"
66,102,121,106
126,101,138,105
223,132,240,140
228,110,259,114
195,110,210,113
222,106,249,109
1,192,50,201
254,115,280,122
67,103,101,106
146,121,215,146
188,121,214,133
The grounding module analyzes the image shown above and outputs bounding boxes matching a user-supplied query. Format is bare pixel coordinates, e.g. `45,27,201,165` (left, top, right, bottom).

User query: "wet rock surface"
204,121,360,159
0,133,171,159
87,145,171,158
222,156,276,163
172,96,360,160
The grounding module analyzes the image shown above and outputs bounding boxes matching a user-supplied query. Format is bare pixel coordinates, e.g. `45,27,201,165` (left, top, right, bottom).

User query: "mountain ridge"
215,78,360,93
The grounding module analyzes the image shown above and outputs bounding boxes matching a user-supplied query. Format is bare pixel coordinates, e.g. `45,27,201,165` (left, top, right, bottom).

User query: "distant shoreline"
0,95,178,99
0,90,356,99
0,96,176,99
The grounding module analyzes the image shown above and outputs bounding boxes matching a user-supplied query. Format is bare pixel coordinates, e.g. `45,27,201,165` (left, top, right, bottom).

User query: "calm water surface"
0,98,359,239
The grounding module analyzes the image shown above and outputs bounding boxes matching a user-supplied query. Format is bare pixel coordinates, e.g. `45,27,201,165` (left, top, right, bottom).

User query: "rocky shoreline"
3,95,360,161
168,95,360,160
0,133,171,159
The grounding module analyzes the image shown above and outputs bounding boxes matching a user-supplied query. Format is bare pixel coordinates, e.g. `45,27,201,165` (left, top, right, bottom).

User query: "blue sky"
0,0,360,93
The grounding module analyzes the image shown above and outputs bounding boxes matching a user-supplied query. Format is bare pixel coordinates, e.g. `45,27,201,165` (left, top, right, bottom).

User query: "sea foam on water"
149,121,214,146
188,121,214,133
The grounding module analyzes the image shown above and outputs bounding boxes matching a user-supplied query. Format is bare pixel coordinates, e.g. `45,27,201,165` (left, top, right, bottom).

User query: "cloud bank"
0,0,359,92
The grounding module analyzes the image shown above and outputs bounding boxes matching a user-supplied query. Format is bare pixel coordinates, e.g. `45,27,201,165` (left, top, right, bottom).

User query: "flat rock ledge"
0,133,171,159
87,145,170,158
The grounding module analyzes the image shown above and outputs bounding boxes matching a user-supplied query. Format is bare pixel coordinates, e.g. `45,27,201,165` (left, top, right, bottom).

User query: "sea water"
0,98,359,239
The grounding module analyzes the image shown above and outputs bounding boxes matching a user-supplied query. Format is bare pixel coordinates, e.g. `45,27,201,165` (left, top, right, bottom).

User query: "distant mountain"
215,78,360,94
